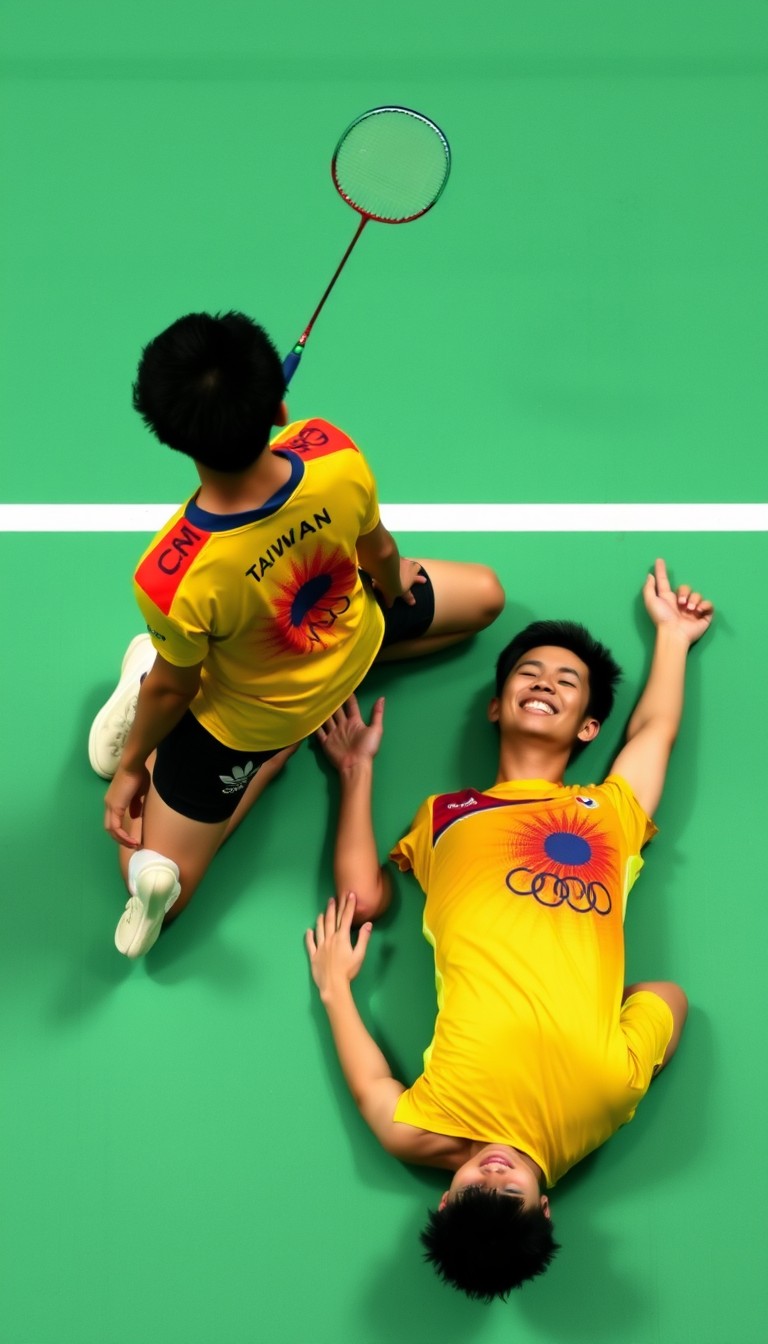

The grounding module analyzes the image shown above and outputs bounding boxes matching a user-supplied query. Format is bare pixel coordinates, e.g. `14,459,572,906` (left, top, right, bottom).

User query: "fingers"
315,693,382,749
323,896,337,940
642,572,658,614
105,812,141,849
370,697,385,733
340,893,373,970
305,928,317,958
654,557,671,594
339,891,357,931
314,904,328,947
352,920,373,968
675,586,713,615
648,561,713,620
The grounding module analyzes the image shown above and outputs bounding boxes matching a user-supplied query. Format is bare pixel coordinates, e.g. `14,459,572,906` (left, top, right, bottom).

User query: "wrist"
320,979,354,1011
338,757,375,782
117,753,146,774
655,622,693,652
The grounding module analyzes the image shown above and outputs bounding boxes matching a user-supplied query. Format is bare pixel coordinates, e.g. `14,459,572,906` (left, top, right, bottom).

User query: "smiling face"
488,644,600,754
440,1145,550,1216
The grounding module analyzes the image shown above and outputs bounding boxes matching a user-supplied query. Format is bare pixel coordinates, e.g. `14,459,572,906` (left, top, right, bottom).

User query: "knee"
473,567,506,629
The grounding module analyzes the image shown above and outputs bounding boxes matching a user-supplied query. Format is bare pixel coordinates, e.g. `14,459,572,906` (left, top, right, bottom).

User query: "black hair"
494,620,622,725
421,1189,560,1301
132,311,286,472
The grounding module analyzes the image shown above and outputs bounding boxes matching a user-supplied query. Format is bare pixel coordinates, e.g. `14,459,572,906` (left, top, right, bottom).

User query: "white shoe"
88,635,156,779
115,854,181,958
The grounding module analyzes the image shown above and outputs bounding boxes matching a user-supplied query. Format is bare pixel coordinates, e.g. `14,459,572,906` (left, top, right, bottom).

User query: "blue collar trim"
184,451,304,531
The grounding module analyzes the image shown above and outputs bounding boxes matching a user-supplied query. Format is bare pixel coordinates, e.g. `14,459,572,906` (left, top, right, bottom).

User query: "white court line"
0,503,766,531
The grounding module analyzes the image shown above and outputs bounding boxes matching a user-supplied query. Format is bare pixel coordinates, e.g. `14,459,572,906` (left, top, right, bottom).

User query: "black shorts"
152,566,436,823
370,564,436,647
153,713,284,824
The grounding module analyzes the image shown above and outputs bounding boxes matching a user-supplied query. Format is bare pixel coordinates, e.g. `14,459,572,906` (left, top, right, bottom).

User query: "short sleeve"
620,991,674,1093
355,450,381,537
133,584,210,666
598,774,658,852
389,797,434,892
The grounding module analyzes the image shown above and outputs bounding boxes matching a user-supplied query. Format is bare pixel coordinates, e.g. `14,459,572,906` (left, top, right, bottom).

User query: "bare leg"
139,785,230,922
375,558,504,662
117,745,297,923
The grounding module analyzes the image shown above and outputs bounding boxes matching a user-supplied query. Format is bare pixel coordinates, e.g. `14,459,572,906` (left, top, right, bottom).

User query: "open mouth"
520,698,556,716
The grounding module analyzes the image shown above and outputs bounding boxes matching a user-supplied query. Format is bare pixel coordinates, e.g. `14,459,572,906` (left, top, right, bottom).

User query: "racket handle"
282,345,304,386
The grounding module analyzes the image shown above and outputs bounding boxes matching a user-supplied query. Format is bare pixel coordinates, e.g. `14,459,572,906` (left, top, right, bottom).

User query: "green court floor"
2,4,767,1343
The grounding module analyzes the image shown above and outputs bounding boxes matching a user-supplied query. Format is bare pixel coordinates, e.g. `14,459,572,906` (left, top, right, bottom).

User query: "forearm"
357,526,402,594
334,762,391,918
321,981,394,1107
120,680,195,770
626,625,691,742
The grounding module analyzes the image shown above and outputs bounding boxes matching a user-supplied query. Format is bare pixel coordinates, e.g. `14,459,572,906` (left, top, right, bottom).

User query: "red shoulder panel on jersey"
273,419,359,462
134,520,212,616
432,789,558,846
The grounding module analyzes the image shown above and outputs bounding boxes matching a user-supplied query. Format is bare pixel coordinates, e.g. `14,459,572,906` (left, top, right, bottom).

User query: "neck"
495,737,570,786
195,450,292,514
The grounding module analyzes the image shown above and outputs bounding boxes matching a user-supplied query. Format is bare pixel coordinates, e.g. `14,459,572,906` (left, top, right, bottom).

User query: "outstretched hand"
305,893,373,999
643,558,714,647
315,693,384,771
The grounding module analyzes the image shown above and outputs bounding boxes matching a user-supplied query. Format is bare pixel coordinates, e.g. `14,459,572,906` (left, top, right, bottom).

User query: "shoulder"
134,507,213,614
270,418,363,462
573,775,656,839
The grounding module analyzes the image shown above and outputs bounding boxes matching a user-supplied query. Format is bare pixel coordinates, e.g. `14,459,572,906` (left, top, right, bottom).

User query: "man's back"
132,418,385,750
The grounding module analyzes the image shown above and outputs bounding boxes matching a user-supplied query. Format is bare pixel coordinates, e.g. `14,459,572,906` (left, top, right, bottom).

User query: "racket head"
331,105,451,225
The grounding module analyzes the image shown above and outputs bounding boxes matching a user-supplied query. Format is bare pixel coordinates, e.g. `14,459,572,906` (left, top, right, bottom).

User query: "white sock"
127,849,181,897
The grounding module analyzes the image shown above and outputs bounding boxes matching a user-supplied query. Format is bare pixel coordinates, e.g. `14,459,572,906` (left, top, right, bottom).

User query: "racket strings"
333,108,450,223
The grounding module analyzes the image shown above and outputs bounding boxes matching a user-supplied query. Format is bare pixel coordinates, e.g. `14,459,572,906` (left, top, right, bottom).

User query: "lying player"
89,311,504,958
306,559,713,1300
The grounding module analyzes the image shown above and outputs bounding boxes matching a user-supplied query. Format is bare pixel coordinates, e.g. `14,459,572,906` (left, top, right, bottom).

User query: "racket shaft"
283,215,368,384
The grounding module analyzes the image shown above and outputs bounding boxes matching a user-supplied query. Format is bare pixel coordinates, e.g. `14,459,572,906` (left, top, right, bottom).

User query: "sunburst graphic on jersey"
269,546,358,654
505,809,617,915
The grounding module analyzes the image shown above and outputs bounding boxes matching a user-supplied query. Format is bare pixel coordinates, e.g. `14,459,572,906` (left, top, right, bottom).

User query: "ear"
540,1195,551,1220
488,697,500,724
438,1193,450,1212
274,400,289,427
576,717,600,744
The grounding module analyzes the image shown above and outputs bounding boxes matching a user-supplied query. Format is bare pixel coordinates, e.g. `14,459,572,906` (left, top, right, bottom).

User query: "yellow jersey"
390,776,673,1187
133,418,385,749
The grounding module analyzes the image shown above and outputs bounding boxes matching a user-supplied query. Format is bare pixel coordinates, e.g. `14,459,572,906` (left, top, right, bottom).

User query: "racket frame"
283,105,450,385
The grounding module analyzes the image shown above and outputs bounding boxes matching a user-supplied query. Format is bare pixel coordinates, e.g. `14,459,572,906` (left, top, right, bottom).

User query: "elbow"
350,869,393,926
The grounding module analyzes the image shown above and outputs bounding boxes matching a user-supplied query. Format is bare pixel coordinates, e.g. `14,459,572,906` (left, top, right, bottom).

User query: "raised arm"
611,559,714,816
316,695,392,923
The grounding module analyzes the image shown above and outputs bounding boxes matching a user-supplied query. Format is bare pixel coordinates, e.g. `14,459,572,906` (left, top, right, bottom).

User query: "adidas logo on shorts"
219,762,256,795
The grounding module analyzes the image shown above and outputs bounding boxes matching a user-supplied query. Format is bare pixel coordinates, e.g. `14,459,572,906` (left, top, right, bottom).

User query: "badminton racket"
282,105,451,385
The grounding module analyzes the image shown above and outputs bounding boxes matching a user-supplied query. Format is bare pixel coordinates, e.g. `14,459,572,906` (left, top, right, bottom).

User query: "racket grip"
282,347,303,386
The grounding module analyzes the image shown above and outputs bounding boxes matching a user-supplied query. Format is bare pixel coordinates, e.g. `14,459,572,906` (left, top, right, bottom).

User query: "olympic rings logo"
505,866,612,916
